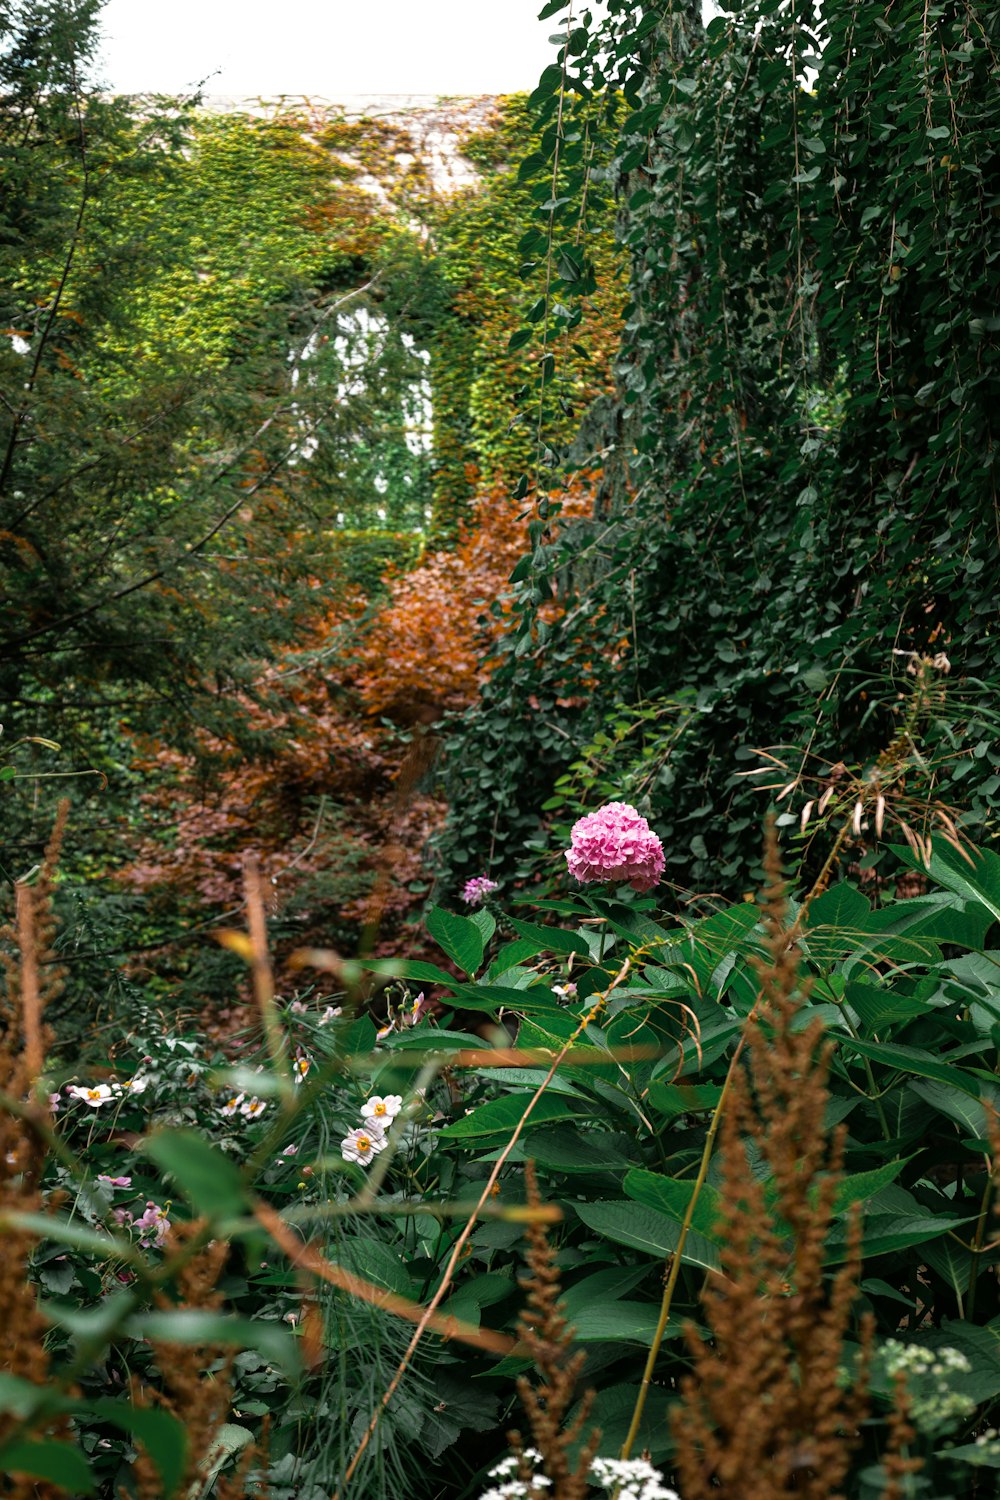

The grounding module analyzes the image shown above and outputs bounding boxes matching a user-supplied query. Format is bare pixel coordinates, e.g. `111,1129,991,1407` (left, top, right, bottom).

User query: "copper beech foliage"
123,478,594,975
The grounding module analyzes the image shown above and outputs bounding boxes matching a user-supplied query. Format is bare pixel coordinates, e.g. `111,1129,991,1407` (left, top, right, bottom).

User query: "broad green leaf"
571,1300,682,1345
647,1080,724,1119
840,1039,982,1096
826,1213,973,1263
488,938,548,978
199,1423,254,1484
623,1167,723,1241
528,1123,634,1174
908,1078,998,1144
943,1442,1000,1469
468,908,496,946
364,957,457,987
651,1016,741,1080
507,916,592,959
844,980,929,1032
574,1200,721,1272
86,1402,187,1499
921,1237,976,1298
560,1264,649,1315
0,1439,94,1494
1,1212,129,1260
426,907,484,977
892,840,1000,925
450,981,564,1014
438,1094,578,1139
143,1130,246,1220
125,1311,300,1376
830,1157,911,1215
565,1381,674,1462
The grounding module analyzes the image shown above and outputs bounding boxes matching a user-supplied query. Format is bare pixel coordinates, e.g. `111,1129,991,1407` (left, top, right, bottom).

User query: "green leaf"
468,908,497,946
426,907,484,977
840,1040,982,1097
891,840,1000,925
143,1130,247,1220
830,1158,911,1215
507,916,592,958
566,1382,674,1462
124,1311,301,1376
86,1402,187,1499
908,1078,998,1144
438,1094,577,1139
944,1441,1000,1469
647,1081,724,1119
0,1440,94,1494
570,1300,683,1345
921,1236,975,1298
623,1167,723,1241
1,1212,128,1260
333,1237,416,1299
365,957,457,987
575,1200,721,1271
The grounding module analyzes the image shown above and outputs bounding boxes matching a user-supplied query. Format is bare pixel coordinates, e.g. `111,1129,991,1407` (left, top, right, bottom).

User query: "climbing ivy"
436,0,1000,898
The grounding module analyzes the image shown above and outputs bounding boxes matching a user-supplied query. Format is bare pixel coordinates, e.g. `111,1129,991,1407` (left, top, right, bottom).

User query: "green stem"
619,1029,749,1462
965,1158,994,1321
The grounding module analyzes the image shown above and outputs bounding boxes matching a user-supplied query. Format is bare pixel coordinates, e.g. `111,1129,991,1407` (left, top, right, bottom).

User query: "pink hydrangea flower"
565,802,665,893
461,876,499,906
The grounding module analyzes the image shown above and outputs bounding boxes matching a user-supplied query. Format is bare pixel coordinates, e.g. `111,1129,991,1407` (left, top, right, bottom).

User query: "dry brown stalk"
671,829,872,1500
135,1221,241,1493
507,1160,601,1500
0,803,72,1500
878,1372,924,1500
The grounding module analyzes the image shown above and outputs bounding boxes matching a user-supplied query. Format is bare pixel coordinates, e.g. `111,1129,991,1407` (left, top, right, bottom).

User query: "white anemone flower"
361,1094,403,1125
115,1074,150,1094
240,1096,268,1119
68,1084,114,1108
220,1092,245,1117
341,1124,387,1166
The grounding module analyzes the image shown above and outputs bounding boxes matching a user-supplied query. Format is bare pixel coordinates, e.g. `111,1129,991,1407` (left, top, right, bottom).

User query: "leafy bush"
5,813,1000,1497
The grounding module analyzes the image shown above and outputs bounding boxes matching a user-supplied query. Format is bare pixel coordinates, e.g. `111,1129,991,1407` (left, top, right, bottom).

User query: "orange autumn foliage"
122,478,594,973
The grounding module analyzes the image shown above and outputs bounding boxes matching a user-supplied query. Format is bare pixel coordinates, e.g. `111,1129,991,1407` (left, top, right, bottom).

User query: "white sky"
96,0,566,98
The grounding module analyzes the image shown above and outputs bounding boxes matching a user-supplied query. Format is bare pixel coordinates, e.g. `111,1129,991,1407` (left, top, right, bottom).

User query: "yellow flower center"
373,1103,386,1115
87,1089,102,1099
358,1135,371,1152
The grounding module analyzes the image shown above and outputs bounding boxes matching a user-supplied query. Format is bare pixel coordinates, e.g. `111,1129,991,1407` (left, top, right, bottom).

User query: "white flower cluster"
340,1095,403,1166
479,1451,678,1500
880,1340,976,1436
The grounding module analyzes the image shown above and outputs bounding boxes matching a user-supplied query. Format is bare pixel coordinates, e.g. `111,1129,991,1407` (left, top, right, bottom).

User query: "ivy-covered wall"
436,0,1000,898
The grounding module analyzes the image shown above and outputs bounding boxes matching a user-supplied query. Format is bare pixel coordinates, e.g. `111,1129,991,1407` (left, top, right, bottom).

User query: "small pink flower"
288,1000,307,1014
565,802,665,893
404,992,430,1027
282,1144,298,1157
135,1201,170,1248
461,876,499,907
318,1005,342,1025
97,1175,132,1188
48,1092,61,1112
